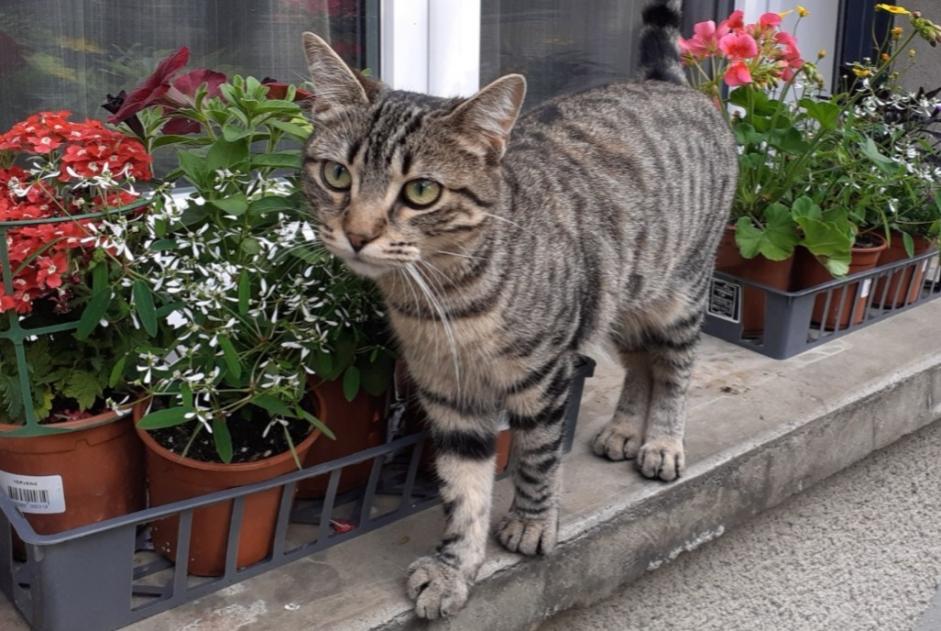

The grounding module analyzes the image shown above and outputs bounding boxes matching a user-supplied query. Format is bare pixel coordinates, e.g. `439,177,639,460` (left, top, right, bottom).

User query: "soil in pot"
873,232,936,308
135,405,319,576
793,234,888,330
715,227,794,337
0,411,145,536
297,377,388,499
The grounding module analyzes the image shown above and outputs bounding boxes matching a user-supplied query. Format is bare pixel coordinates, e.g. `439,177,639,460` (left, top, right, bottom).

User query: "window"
0,0,379,130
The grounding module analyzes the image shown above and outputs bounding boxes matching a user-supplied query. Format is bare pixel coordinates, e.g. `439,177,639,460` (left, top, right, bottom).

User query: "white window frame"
380,0,481,97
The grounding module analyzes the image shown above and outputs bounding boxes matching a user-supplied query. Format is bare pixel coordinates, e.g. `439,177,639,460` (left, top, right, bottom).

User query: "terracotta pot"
793,236,888,330
0,411,145,535
297,377,388,498
873,232,936,308
134,406,320,577
494,429,513,474
714,224,746,269
715,225,794,337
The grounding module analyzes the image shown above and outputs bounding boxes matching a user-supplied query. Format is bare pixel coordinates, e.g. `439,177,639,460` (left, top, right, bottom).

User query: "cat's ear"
302,32,379,112
446,74,527,159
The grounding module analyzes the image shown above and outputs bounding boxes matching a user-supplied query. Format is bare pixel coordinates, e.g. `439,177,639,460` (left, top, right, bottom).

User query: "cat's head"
299,33,526,279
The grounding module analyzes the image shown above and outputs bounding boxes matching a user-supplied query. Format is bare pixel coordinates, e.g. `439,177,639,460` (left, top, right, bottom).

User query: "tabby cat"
300,0,736,619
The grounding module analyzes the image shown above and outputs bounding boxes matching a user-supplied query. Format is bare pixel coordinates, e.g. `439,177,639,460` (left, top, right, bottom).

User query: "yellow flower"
876,3,911,15
778,9,794,17
881,52,891,61
909,48,918,58
852,65,872,78
798,5,809,17
891,26,904,38
817,49,828,59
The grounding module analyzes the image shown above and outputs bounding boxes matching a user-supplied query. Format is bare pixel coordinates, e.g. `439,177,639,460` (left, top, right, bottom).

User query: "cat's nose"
347,231,377,252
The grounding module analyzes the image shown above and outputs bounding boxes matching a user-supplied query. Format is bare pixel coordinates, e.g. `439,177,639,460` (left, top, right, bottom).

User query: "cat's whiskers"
406,263,462,393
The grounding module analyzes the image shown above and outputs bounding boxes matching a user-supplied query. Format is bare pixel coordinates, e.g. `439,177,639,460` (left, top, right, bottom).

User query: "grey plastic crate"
0,357,594,631
705,249,941,359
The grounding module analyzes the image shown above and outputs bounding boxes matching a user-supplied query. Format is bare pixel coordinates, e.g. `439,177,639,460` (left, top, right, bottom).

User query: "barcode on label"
0,470,66,514
7,486,49,505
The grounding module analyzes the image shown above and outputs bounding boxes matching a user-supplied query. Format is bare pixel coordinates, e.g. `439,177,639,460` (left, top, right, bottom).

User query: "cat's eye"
322,160,352,191
402,179,442,209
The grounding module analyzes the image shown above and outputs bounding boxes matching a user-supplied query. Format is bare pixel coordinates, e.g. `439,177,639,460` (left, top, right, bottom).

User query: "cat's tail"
639,0,686,85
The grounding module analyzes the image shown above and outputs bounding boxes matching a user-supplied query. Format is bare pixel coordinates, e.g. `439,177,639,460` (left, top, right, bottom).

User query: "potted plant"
0,110,154,535
682,9,855,334
107,49,394,574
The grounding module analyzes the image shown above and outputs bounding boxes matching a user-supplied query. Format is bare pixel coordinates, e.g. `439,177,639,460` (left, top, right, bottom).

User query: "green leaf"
795,215,854,276
791,196,822,222
360,353,393,397
153,134,210,148
212,417,233,464
799,98,840,131
342,365,361,402
294,407,336,440
218,335,242,380
76,286,111,340
108,356,127,389
181,383,194,409
211,193,249,216
902,232,915,258
251,394,293,417
137,407,190,430
222,123,251,142
133,280,158,337
334,334,357,373
769,126,810,154
149,239,178,252
62,371,102,411
238,269,251,316
206,138,249,171
860,137,897,174
310,350,335,379
735,204,799,261
178,150,210,188
240,237,262,256
268,119,313,140
251,151,302,169
248,196,296,217
178,205,208,227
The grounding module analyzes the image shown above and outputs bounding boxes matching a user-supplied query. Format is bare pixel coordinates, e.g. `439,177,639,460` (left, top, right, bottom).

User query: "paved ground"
541,419,941,631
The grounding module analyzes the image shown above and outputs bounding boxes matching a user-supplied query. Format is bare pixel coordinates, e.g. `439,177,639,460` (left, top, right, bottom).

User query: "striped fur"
300,6,737,618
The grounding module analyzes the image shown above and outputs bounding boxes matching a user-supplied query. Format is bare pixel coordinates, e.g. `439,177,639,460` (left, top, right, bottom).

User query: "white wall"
738,0,839,91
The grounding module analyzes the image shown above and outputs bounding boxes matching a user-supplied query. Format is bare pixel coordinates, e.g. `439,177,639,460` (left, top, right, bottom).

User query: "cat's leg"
636,307,704,482
497,353,573,556
406,391,499,619
591,350,652,461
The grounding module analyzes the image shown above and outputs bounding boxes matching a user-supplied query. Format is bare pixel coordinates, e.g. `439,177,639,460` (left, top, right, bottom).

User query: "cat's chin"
343,258,392,279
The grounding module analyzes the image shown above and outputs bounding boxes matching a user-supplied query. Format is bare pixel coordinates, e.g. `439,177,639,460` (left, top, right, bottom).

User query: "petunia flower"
106,47,190,125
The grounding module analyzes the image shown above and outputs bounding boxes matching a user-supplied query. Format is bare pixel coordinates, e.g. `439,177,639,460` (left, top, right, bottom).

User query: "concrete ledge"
3,303,936,631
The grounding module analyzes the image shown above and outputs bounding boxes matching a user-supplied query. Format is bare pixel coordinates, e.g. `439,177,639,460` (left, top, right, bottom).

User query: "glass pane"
480,0,728,108
0,0,378,130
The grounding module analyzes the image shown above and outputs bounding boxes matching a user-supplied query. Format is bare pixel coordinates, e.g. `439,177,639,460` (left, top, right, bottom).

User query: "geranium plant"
117,64,391,464
684,4,941,274
0,111,157,424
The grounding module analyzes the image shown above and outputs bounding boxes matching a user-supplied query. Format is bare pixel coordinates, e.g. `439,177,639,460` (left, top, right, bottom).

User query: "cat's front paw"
496,510,558,555
407,556,470,620
637,437,685,481
592,424,644,461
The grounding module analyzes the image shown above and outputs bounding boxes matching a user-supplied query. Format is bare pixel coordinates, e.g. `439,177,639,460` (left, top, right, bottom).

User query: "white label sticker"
0,471,66,514
860,279,872,299
708,278,742,324
922,260,929,273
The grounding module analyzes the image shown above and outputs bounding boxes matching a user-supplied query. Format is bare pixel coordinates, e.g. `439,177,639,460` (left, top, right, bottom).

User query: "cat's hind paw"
407,555,470,620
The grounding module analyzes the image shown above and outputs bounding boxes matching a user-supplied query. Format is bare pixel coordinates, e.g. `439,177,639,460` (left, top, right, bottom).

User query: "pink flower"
759,12,783,29
721,10,746,33
107,47,190,125
719,32,759,60
774,31,804,76
724,61,753,87
680,20,720,59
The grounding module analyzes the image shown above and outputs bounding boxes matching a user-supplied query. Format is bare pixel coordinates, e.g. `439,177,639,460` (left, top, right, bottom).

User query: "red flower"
107,47,191,125
261,78,314,102
106,48,229,136
719,32,759,60
724,61,753,87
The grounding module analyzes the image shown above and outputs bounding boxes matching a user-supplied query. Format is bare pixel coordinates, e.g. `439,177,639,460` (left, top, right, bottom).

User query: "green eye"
322,160,352,191
402,179,442,208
